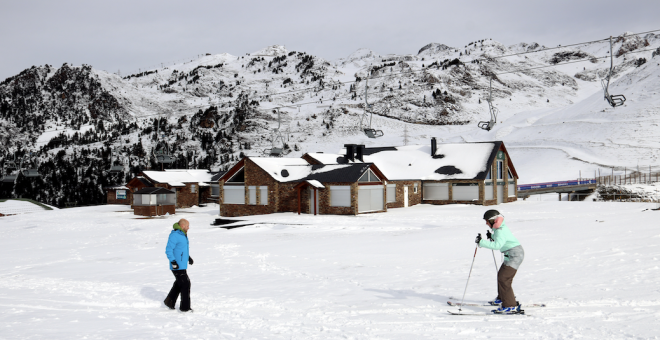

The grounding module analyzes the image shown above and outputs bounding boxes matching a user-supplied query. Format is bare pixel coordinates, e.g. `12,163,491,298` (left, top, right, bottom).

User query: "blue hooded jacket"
165,223,189,270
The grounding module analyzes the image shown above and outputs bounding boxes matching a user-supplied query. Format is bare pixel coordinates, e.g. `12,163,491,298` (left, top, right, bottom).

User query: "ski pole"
458,238,480,312
487,232,498,274
491,250,498,274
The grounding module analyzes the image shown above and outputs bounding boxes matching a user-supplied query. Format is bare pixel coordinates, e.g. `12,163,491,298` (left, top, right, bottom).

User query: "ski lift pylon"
478,77,498,131
361,70,384,138
153,117,175,164
602,36,626,108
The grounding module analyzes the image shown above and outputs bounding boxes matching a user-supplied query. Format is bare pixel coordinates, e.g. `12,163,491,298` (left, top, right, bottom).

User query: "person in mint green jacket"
475,209,524,313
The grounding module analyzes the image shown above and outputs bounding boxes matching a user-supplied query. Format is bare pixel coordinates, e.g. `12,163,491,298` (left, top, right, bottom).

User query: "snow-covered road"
1,202,659,339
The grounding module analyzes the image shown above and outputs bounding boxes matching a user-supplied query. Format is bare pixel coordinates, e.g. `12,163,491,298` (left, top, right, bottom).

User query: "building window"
248,186,257,205
386,184,396,203
358,169,380,182
497,161,503,180
223,186,245,204
452,183,479,201
358,185,384,213
211,184,219,197
259,186,268,205
330,186,351,207
190,184,197,193
227,167,245,183
423,183,449,200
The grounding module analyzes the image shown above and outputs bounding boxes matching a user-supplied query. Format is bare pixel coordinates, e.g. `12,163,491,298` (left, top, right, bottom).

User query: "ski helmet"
483,209,500,221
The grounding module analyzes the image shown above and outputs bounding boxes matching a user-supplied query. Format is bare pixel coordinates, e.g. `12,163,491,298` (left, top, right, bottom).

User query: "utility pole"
402,125,410,146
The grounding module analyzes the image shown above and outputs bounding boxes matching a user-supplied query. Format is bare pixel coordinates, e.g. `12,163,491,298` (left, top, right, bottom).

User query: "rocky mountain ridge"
1,32,658,206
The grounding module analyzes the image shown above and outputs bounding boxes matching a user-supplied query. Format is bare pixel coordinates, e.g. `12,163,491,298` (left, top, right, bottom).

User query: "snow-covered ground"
0,199,50,215
2,202,659,339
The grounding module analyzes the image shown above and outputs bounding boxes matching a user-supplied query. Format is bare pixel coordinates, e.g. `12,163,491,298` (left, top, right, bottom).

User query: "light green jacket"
478,222,521,253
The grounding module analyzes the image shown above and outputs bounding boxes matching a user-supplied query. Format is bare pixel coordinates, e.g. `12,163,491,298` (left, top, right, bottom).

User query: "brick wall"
486,146,518,205
503,148,518,203
220,158,279,217
200,186,212,204
178,183,200,208
134,205,176,216
386,180,422,209
106,189,131,205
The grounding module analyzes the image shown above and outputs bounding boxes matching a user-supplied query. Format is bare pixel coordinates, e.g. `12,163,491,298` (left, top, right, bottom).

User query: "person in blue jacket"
164,218,194,312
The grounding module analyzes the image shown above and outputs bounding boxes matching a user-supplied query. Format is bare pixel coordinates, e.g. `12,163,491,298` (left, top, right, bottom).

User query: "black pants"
165,270,191,311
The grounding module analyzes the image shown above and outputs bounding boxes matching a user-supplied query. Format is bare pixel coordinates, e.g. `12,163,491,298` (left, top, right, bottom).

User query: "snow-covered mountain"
1,32,659,206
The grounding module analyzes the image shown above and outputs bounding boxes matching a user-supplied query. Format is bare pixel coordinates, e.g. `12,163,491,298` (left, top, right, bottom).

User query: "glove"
171,260,179,270
188,256,194,265
486,230,493,241
475,233,482,244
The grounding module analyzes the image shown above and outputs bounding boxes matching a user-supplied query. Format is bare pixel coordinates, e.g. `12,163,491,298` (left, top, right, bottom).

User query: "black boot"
163,297,175,310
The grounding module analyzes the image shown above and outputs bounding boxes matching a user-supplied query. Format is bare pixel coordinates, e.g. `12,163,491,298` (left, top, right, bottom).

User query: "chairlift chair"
21,168,41,177
1,173,18,183
363,128,384,138
478,78,498,131
361,70,384,138
19,152,42,178
602,36,626,108
266,109,290,157
154,145,175,164
109,164,125,173
153,118,175,164
108,147,125,173
1,156,18,183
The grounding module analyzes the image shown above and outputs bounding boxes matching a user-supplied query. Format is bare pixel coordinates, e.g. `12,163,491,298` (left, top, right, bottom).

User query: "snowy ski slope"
1,202,659,339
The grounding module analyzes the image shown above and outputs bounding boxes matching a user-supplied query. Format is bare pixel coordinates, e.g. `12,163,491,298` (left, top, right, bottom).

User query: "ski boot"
492,304,524,315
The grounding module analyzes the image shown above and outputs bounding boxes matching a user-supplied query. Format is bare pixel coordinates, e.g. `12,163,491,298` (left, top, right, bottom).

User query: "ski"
447,301,546,308
447,310,525,316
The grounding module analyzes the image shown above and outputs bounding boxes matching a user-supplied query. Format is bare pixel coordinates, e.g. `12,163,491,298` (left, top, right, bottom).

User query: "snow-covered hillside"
1,32,660,205
1,201,659,339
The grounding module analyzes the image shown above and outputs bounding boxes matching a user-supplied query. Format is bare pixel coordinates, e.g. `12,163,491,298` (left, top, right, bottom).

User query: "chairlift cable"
494,46,658,75
125,30,658,121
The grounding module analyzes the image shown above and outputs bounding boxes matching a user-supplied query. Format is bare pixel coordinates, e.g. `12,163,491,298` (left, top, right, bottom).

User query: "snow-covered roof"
305,142,502,181
103,185,129,190
142,169,215,186
249,158,312,182
244,157,377,183
304,180,325,189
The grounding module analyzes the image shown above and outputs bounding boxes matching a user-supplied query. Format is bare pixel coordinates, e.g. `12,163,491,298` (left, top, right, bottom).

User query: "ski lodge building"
218,139,518,217
105,170,220,214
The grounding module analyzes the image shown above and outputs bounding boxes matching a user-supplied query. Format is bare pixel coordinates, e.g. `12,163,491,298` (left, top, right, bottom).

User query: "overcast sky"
1,0,659,80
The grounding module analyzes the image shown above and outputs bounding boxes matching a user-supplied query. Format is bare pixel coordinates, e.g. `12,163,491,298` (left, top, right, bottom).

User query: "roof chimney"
356,145,365,162
431,137,437,157
344,144,355,162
